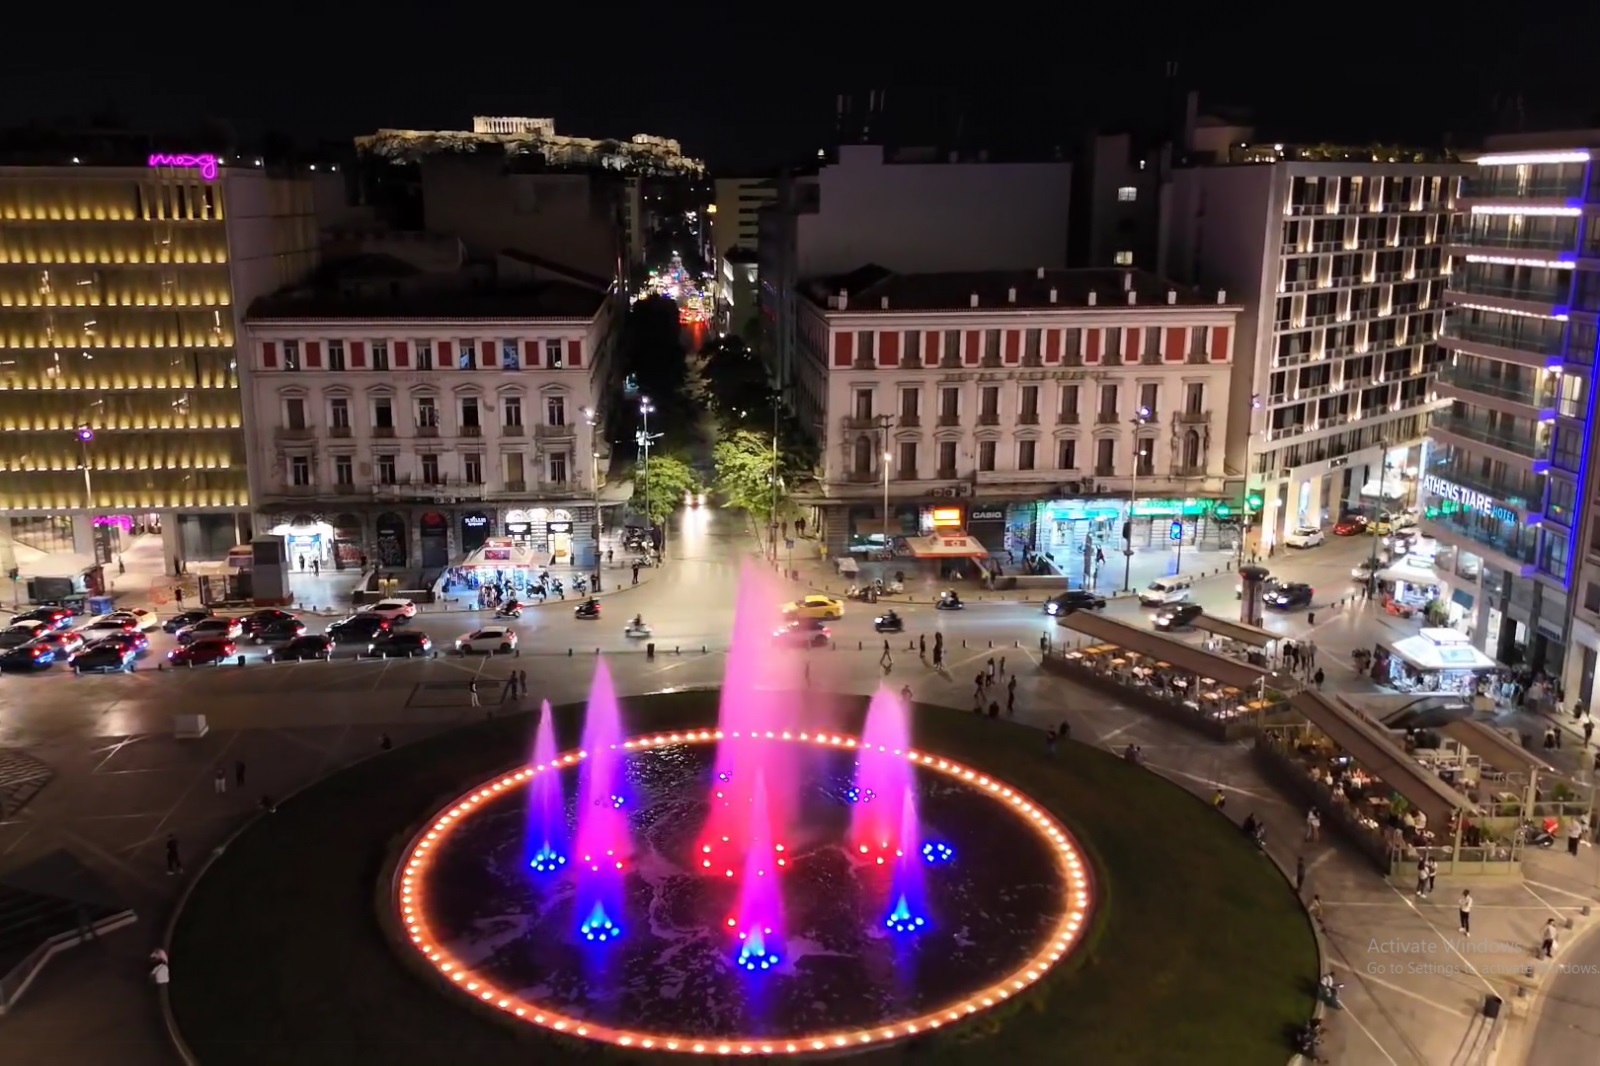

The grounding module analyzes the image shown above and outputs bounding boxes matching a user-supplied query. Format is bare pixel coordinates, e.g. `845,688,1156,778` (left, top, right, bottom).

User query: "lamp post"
1122,406,1151,593
873,414,896,550
769,385,782,563
75,423,95,513
1368,439,1387,589
639,395,656,527
582,407,602,565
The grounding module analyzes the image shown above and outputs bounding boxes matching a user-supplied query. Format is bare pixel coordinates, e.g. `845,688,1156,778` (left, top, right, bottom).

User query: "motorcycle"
494,605,523,620
873,612,904,633
573,576,588,595
624,621,653,639
1519,820,1557,847
574,601,601,620
935,592,964,611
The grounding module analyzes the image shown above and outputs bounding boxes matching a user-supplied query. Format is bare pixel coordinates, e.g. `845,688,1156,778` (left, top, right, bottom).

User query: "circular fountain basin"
395,729,1093,1056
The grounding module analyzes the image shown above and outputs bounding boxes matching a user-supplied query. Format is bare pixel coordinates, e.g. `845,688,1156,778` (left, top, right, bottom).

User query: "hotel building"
0,154,319,573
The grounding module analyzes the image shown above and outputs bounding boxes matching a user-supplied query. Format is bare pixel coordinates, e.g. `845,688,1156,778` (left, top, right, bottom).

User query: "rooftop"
247,256,607,322
801,266,1231,313
1217,142,1460,166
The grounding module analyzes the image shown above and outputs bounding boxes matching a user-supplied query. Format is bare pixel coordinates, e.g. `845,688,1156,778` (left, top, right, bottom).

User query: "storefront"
419,512,449,569
460,511,493,554
333,513,363,568
503,507,576,564
375,512,407,567
1038,496,1235,561
1370,628,1501,696
268,514,333,569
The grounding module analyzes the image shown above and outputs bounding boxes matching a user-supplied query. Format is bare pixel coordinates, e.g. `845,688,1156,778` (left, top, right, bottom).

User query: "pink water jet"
850,687,915,861
573,659,630,936
526,700,567,871
730,771,786,971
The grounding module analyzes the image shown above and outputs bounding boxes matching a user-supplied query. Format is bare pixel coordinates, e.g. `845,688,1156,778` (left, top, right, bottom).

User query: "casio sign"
970,509,1005,521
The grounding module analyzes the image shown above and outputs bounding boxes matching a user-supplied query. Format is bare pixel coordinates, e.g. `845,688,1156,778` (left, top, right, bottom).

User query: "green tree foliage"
626,454,699,524
700,336,819,476
610,296,698,452
711,427,814,525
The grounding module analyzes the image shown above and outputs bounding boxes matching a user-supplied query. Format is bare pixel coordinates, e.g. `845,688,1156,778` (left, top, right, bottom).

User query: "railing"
937,413,960,427
502,423,525,436
535,423,576,439
1462,176,1586,200
1450,228,1576,252
329,425,352,438
1424,511,1538,564
1057,411,1080,425
1430,415,1546,459
417,425,440,437
1094,464,1116,477
1096,412,1120,425
373,426,396,438
899,412,921,427
1425,465,1540,511
504,481,526,493
1435,368,1554,407
462,424,482,437
841,416,881,430
1443,321,1565,357
844,470,879,484
1170,464,1206,478
894,469,920,481
1454,276,1570,305
1175,410,1211,424
978,412,1000,426
275,426,314,441
936,467,957,480
1018,411,1039,425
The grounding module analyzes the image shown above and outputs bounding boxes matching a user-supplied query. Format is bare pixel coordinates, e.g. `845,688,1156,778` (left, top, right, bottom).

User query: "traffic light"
1168,520,1183,542
1245,491,1264,514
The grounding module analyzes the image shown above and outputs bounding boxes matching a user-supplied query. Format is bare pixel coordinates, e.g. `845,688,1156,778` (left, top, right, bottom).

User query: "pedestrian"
1295,855,1306,893
213,768,227,794
174,586,185,609
632,563,640,585
803,660,811,688
519,669,528,695
1008,674,1017,700
1212,788,1227,809
1045,728,1057,757
1307,640,1318,670
1313,667,1325,691
1307,894,1324,925
165,834,182,875
1544,727,1557,751
1575,700,1587,721
117,556,125,576
234,760,246,788
1586,718,1596,747
900,684,912,702
986,656,997,682
469,681,480,708
972,691,984,715
298,554,306,572
1057,719,1070,741
1006,688,1016,716
974,673,985,702
879,641,893,674
258,794,276,813
1425,857,1438,895
150,955,170,987
919,634,926,661
999,655,1007,675
1541,918,1558,959
1415,857,1429,897
1307,611,1316,626
1458,889,1472,934
1568,817,1584,856
1305,808,1321,842
379,733,393,751
607,548,614,565
312,558,320,576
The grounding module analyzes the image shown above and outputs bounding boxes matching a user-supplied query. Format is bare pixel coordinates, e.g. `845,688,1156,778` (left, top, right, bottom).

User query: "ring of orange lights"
393,727,1095,1057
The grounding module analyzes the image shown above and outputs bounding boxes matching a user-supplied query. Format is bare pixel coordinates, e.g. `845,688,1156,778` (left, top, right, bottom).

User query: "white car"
100,608,161,632
454,626,518,654
364,598,418,621
1283,527,1325,549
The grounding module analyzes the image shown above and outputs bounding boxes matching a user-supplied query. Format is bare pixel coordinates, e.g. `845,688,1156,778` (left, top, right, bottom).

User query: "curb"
1485,904,1600,1066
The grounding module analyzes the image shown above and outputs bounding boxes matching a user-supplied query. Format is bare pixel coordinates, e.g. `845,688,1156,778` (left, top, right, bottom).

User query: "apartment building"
1164,145,1466,549
792,267,1240,561
242,262,617,572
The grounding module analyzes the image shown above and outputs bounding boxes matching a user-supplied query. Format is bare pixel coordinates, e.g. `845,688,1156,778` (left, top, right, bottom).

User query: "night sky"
1,7,1594,168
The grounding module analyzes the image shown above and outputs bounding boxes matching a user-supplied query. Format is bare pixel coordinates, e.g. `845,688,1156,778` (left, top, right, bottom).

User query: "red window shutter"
834,332,853,368
438,341,453,368
349,340,366,369
305,341,322,369
524,340,541,368
1211,326,1230,362
567,339,582,368
480,340,496,368
261,341,277,368
394,340,410,368
963,330,981,365
923,331,939,366
1003,330,1021,365
1084,330,1101,364
879,331,899,367
1044,330,1061,363
1165,327,1186,363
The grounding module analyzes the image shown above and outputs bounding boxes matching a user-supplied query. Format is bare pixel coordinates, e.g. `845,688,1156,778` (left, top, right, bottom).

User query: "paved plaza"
0,509,1596,1065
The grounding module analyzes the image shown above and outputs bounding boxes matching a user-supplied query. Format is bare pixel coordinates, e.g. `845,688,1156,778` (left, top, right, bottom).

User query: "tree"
700,336,770,420
713,430,786,518
626,454,698,524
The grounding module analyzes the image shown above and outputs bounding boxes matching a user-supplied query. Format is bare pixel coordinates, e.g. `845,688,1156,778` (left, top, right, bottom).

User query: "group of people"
971,656,1018,719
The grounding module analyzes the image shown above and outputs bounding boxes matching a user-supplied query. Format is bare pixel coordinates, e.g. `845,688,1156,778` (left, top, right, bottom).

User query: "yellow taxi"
1368,517,1395,535
781,594,845,620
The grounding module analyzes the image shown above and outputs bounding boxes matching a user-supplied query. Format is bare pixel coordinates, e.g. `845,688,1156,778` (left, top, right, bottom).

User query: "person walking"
1295,855,1306,893
1305,808,1321,843
469,681,480,708
899,684,912,703
986,657,997,682
631,563,641,585
378,733,393,751
973,673,985,703
918,634,926,661
987,700,1000,720
1585,717,1595,747
165,834,182,875
1006,686,1016,717
213,768,227,794
1313,667,1325,691
1458,889,1473,934
1568,817,1585,856
1425,857,1438,895
234,760,246,788
1044,728,1057,757
999,655,1007,675
1057,719,1071,741
932,634,944,670
174,585,185,609
1415,857,1430,898
1541,918,1558,959
879,641,893,674
519,669,528,696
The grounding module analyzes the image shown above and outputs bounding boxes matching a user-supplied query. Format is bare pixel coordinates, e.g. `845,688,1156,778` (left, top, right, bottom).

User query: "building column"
161,516,184,575
70,514,95,556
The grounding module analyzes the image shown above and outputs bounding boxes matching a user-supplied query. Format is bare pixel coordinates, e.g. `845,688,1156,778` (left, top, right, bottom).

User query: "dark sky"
2,6,1594,168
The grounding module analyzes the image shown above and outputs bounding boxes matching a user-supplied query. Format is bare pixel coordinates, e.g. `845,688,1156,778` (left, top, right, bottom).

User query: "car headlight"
1045,603,1059,615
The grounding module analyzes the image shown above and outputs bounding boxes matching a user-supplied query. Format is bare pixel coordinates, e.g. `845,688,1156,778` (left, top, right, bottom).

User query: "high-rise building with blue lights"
1428,135,1600,693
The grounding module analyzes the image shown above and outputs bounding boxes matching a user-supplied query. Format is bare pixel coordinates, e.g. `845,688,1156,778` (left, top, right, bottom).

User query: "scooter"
1520,820,1557,847
573,576,588,595
574,601,601,620
873,612,904,633
494,605,523,620
624,621,653,638
935,593,965,611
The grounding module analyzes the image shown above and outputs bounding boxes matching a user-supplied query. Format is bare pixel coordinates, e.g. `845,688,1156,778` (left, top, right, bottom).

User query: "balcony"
462,424,483,437
1170,465,1207,478
1452,276,1570,307
1057,411,1080,425
937,413,960,427
977,412,1000,426
502,423,525,436
1448,227,1577,254
535,423,576,439
1422,511,1538,570
1434,368,1555,410
504,480,526,493
281,481,317,496
844,469,880,484
329,425,352,438
936,467,957,480
841,415,882,430
373,425,396,438
1424,464,1539,512
899,412,921,427
275,426,315,442
417,424,440,437
1096,411,1120,425
1175,410,1211,425
1461,175,1586,201
1094,465,1116,477
1429,413,1547,461
894,468,920,482
1443,321,1565,361
1018,411,1040,425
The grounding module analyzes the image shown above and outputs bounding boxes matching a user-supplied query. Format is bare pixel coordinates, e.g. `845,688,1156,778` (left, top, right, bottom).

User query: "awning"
901,534,990,559
1377,562,1440,586
1189,613,1279,649
1437,720,1553,775
1387,630,1498,672
1289,692,1476,828
1054,612,1270,689
460,537,543,568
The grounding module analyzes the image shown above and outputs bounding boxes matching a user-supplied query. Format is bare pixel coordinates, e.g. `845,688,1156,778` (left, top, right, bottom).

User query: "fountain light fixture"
844,786,877,805
528,845,567,873
737,927,781,972
885,894,927,935
922,841,955,864
580,902,622,943
395,729,1094,1056
610,793,627,809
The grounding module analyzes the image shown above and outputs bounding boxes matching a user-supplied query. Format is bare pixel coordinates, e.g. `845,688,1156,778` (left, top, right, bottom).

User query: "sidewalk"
428,557,661,614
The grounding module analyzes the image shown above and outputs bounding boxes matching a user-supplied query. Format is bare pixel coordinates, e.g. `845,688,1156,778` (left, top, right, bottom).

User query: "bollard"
962,639,967,648
988,640,993,648
568,648,573,657
515,647,521,657
1014,640,1019,648
647,642,656,660
596,648,601,655
858,640,863,651
702,645,708,654
236,655,245,667
187,659,194,668
675,646,681,655
908,640,915,651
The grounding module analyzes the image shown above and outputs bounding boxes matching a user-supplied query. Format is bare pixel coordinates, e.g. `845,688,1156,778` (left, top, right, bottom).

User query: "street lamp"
75,423,95,511
1123,406,1152,593
882,449,893,546
582,407,602,564
639,396,656,526
1368,438,1387,588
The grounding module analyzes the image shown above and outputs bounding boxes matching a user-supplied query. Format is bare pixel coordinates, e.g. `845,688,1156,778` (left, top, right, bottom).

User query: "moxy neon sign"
147,153,218,181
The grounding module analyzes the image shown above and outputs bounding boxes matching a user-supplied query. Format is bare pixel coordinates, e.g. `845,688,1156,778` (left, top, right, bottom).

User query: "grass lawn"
169,691,1316,1065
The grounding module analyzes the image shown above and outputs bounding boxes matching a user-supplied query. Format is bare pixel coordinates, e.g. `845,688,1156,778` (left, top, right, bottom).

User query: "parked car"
0,620,50,648
268,635,335,661
168,638,238,666
85,608,160,632
30,630,87,657
175,617,243,645
375,631,434,657
11,607,75,631
251,618,307,644
91,631,150,656
70,642,137,673
326,614,391,643
163,609,213,633
1332,516,1368,536
237,608,299,637
454,627,518,655
1283,526,1325,549
1044,590,1108,616
363,598,418,622
0,641,58,671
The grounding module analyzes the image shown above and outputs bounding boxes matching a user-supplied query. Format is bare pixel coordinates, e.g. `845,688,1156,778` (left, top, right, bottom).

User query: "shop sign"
1421,475,1506,519
969,509,1005,522
463,514,490,528
482,548,512,561
1129,497,1212,518
929,507,963,528
546,521,574,534
505,521,532,536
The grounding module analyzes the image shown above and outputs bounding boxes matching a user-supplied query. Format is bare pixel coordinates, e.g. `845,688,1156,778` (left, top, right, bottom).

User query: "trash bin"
86,594,114,616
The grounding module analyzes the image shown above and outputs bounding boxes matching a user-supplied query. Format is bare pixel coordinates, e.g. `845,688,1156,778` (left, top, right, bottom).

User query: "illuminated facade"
0,161,319,569
1429,137,1600,691
242,276,618,571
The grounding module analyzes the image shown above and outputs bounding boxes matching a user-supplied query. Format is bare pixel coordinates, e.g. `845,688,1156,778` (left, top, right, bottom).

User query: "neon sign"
147,153,218,181
1421,474,1517,522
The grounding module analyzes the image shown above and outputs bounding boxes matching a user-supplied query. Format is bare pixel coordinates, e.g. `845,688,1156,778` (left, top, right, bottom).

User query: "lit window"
1117,186,1137,202
1114,251,1134,265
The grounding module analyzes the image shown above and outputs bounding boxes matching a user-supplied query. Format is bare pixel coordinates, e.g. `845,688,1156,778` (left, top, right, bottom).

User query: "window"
1062,328,1082,360
1139,383,1159,414
504,394,523,427
1185,383,1205,414
978,440,997,472
1018,440,1036,471
1025,328,1041,362
897,441,918,475
899,388,919,420
1182,430,1202,469
1143,328,1160,360
421,454,441,484
461,396,480,429
904,329,921,362
1586,582,1600,614
463,454,483,484
853,389,873,420
548,451,569,484
1095,438,1115,472
327,340,346,371
371,340,390,371
1114,251,1134,265
857,331,875,363
284,397,307,430
330,397,350,429
1057,439,1077,469
1104,328,1123,360
938,441,957,474
983,329,1001,362
282,339,301,371
1189,326,1208,357
545,339,563,368
504,452,525,487
415,341,434,371
373,397,394,429
853,436,873,474
1059,384,1079,420
376,453,397,484
334,455,353,486
290,456,312,485
1117,186,1138,202
416,396,438,428
1552,425,1582,473
459,339,477,370
1540,529,1571,579
1135,438,1154,476
939,387,959,420
546,394,566,426
941,330,960,362
980,386,999,419
1099,384,1119,418
502,339,520,370
1020,385,1039,421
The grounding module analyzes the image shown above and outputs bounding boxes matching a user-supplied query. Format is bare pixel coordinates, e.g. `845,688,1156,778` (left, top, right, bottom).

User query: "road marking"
1383,883,1502,999
1525,879,1600,903
1329,958,1478,1019
1334,1002,1404,1066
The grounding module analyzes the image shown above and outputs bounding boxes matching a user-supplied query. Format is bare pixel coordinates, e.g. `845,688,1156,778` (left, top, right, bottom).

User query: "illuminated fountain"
526,700,568,872
850,687,914,866
729,772,786,972
573,660,629,941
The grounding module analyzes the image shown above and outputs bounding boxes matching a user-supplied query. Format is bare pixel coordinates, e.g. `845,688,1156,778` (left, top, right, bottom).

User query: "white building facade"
1164,150,1467,549
793,268,1241,564
243,300,616,573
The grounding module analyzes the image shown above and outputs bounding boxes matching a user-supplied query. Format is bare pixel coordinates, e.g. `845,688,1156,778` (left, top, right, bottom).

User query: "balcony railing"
329,425,352,438
1096,412,1119,425
504,480,526,493
844,470,880,483
275,426,315,441
978,412,1000,426
1461,176,1586,201
1453,276,1570,305
1435,368,1554,408
502,423,525,436
1094,464,1116,477
936,467,957,479
1175,410,1211,424
373,425,396,438
937,413,960,427
1018,411,1040,425
1057,411,1081,425
1425,464,1539,512
1443,321,1565,357
535,423,576,439
899,412,921,427
417,424,440,437
1430,414,1546,459
894,469,920,481
841,415,881,430
1425,510,1538,565
1170,464,1207,478
462,424,483,437
1450,227,1576,252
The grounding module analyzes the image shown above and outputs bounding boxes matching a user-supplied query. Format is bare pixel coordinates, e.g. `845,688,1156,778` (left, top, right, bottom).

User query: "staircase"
0,749,54,818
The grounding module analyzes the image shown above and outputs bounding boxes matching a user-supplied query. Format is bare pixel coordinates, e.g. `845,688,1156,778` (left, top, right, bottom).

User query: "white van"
1138,574,1197,607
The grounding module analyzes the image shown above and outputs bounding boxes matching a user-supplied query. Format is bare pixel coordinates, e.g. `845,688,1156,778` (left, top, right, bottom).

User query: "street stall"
1188,612,1279,666
1375,557,1442,617
1368,627,1500,695
439,538,549,598
1046,612,1287,740
894,533,991,582
1254,692,1512,878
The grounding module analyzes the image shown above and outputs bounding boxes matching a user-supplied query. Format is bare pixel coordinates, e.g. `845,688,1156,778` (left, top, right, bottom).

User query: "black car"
270,635,335,661
238,608,299,636
0,621,49,648
70,643,137,673
772,622,830,648
326,615,391,643
163,609,213,633
1044,590,1108,616
12,607,75,630
0,641,58,671
251,618,307,644
373,632,433,658
1264,582,1314,609
1153,603,1205,631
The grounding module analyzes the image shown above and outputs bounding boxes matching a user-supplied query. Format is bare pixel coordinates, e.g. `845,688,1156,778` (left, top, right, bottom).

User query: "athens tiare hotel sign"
1421,475,1515,521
